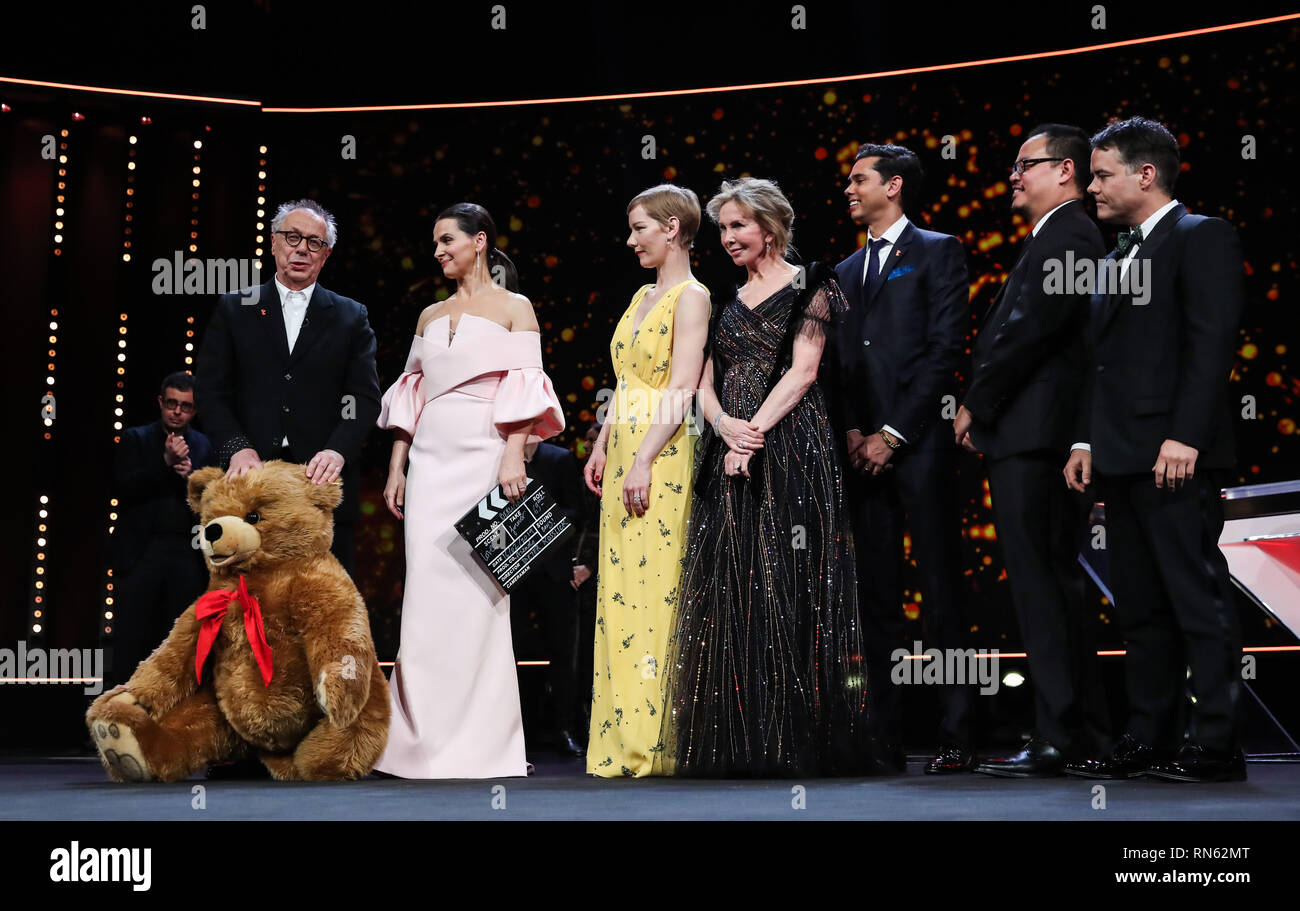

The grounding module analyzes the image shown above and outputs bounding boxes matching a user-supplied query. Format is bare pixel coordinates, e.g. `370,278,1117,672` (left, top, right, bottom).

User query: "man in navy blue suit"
834,144,973,774
109,371,213,687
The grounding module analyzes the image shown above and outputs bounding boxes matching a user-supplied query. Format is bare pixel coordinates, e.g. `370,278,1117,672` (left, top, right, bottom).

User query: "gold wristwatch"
878,428,901,450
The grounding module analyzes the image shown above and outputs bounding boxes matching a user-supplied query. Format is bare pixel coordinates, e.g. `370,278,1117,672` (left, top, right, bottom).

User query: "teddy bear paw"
92,718,151,782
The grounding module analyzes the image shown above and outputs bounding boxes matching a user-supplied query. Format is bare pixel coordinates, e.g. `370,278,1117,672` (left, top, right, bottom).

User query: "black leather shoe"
866,740,907,775
556,729,586,758
205,757,270,780
1063,733,1155,779
925,745,974,774
1146,745,1247,783
973,737,1064,778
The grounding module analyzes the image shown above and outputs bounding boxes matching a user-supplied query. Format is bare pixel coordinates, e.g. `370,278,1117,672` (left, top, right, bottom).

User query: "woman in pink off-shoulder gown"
375,204,564,778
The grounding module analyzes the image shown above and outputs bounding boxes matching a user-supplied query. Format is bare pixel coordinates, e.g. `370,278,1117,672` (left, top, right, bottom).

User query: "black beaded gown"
660,265,875,777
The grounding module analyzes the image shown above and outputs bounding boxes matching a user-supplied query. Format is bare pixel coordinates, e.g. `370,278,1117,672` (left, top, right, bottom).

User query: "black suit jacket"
834,221,969,449
113,421,213,574
194,279,381,522
965,200,1104,460
1077,203,1244,475
524,442,583,583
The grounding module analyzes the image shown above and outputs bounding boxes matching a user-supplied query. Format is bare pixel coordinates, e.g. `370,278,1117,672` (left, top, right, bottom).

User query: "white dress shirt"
1072,199,1180,453
853,215,911,443
274,276,316,447
1120,198,1179,280
1032,199,1074,237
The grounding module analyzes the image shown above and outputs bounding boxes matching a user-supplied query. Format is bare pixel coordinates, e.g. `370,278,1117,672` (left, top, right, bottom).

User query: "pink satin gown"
374,313,565,778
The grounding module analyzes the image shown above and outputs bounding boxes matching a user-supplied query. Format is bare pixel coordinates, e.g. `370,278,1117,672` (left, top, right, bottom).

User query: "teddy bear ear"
187,466,225,513
307,477,343,512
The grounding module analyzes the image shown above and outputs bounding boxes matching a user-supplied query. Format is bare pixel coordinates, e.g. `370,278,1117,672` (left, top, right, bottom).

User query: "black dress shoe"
865,741,907,775
1063,733,1156,779
973,737,1064,778
556,729,586,758
205,757,270,780
924,745,974,775
1146,745,1247,783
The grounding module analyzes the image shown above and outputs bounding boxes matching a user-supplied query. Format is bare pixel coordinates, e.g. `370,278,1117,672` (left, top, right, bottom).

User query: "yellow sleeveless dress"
587,279,706,777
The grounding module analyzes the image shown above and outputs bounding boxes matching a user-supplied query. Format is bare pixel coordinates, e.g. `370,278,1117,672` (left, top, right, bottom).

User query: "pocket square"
887,265,914,280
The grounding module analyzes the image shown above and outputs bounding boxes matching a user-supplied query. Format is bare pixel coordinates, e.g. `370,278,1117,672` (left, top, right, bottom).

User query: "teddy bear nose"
204,524,224,543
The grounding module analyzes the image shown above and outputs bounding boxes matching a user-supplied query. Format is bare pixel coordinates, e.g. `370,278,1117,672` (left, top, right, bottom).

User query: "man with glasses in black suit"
195,199,381,576
955,124,1110,777
109,371,213,687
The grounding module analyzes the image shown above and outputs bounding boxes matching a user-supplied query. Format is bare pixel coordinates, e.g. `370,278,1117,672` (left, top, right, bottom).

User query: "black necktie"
863,237,889,301
1116,225,1144,255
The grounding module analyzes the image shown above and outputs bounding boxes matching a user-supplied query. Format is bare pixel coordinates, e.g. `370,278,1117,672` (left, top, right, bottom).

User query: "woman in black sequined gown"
660,178,874,776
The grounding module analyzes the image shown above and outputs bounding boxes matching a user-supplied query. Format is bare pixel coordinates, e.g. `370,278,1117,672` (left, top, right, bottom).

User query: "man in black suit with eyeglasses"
195,199,381,576
954,124,1110,777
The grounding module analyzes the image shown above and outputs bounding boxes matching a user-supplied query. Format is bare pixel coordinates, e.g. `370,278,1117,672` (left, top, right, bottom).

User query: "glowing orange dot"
1265,372,1282,387
814,147,828,161
1240,343,1258,359
1279,418,1296,435
581,376,596,391
527,195,541,208
1009,124,1022,136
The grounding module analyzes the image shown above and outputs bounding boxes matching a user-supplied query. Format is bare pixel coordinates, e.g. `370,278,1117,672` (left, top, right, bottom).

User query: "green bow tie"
1116,226,1144,255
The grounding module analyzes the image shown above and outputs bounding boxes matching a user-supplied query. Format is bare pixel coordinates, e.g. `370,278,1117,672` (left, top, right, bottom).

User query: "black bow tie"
1116,226,1144,255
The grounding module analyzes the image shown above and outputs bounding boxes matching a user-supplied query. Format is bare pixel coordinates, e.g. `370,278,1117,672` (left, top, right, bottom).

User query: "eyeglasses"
273,230,329,252
162,398,195,414
1011,157,1065,175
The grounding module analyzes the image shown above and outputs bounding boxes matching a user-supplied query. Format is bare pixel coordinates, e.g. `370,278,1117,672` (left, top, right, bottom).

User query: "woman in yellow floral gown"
584,185,711,777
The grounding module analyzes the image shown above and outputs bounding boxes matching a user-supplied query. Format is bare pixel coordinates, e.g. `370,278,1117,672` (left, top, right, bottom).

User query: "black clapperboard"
455,478,576,590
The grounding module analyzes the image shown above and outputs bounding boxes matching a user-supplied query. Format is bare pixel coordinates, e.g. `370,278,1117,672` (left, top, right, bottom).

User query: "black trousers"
848,444,972,750
110,540,208,688
987,452,1109,757
1096,468,1240,754
511,570,583,733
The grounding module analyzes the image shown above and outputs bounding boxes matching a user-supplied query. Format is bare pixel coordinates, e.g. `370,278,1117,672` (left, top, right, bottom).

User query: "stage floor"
3,753,1298,821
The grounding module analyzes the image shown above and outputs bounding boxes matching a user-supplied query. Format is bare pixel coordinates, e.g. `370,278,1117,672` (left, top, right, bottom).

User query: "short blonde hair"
705,177,795,259
627,184,702,249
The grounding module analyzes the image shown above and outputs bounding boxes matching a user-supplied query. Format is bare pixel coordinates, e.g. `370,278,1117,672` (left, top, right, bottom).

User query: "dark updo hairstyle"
434,202,520,293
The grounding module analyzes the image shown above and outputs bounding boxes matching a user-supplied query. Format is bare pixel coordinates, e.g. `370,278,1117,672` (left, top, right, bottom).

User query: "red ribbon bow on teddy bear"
195,575,274,687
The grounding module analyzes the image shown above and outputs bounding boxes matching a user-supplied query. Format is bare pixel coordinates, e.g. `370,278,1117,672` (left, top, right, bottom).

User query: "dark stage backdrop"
3,19,1296,672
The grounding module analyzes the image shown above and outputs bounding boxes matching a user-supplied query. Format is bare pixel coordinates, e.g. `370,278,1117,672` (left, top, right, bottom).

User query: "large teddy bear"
87,460,390,781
